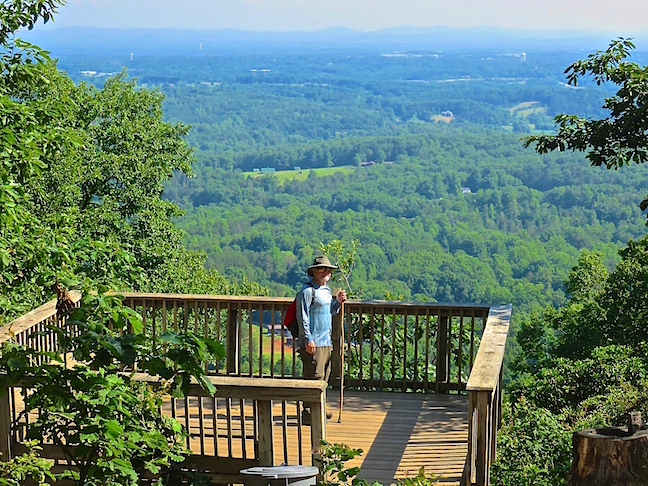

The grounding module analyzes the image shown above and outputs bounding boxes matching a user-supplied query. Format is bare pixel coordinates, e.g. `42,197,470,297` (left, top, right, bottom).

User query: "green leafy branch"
0,441,54,486
320,239,359,296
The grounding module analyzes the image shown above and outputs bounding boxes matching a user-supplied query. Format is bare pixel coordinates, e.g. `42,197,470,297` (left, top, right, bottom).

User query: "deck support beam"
0,390,11,461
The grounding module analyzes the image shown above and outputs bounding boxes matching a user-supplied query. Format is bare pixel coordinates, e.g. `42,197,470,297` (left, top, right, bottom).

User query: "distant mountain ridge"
21,26,648,57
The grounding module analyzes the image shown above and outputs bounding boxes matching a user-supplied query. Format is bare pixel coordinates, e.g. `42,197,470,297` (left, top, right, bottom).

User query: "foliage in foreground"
495,231,648,485
494,37,648,485
494,242,648,485
0,442,54,486
493,346,648,486
0,288,223,486
491,398,571,486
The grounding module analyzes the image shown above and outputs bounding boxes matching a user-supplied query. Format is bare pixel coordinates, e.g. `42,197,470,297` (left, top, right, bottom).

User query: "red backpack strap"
284,299,297,326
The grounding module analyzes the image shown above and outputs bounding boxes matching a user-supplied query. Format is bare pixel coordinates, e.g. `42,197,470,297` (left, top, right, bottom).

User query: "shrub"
491,397,571,486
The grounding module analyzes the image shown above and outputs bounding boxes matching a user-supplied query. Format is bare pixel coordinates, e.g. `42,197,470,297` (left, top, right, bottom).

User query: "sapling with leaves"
318,440,369,486
320,239,359,297
0,441,54,486
318,440,438,486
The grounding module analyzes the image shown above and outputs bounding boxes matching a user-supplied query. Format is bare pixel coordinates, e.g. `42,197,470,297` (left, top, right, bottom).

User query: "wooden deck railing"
465,304,512,486
0,292,511,485
342,301,489,393
0,290,82,366
120,293,301,378
119,293,490,393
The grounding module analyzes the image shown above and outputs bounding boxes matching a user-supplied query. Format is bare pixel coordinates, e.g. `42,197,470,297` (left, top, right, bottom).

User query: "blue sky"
37,0,648,33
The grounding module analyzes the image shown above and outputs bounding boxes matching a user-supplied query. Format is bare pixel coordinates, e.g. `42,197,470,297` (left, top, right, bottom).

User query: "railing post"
437,313,449,393
310,389,326,481
227,306,239,375
477,391,491,486
257,400,274,466
0,389,11,461
466,390,493,486
466,391,476,485
499,366,504,430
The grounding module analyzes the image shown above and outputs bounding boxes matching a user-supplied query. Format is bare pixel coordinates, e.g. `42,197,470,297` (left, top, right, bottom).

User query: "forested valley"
66,37,648,397
7,13,648,484
81,46,647,318
167,130,647,309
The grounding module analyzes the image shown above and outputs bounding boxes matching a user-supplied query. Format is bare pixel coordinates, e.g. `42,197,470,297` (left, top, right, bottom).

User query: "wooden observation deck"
0,292,510,486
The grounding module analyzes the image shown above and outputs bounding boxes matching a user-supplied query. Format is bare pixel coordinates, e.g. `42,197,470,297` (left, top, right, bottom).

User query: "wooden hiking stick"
338,302,345,423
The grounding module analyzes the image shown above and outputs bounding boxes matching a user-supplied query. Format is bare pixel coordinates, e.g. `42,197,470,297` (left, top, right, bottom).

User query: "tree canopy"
0,3,259,483
525,38,648,216
0,1,266,324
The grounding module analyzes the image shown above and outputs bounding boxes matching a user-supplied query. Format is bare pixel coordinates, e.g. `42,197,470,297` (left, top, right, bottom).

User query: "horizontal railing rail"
465,304,512,486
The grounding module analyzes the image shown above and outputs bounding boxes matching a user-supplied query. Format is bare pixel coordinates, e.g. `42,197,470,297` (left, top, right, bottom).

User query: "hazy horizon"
33,0,648,35
29,24,648,36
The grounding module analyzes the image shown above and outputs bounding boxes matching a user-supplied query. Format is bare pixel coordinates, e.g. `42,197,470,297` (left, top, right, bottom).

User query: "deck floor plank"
172,390,468,484
324,391,468,485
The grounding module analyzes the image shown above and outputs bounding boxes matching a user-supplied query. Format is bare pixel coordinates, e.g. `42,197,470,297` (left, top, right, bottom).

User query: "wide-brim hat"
307,255,338,276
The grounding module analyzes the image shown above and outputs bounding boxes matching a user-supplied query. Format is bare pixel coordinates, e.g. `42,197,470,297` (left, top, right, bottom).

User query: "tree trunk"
568,427,648,486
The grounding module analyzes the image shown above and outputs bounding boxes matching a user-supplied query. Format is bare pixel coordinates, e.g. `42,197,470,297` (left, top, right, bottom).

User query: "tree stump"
568,425,648,485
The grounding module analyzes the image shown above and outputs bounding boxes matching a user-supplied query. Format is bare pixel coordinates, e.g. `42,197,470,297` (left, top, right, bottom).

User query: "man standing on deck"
297,255,347,425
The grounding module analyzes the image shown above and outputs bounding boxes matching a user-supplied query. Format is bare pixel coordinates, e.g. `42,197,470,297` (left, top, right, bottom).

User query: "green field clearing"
517,106,547,117
431,114,453,123
509,101,538,113
244,165,357,182
509,101,547,117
